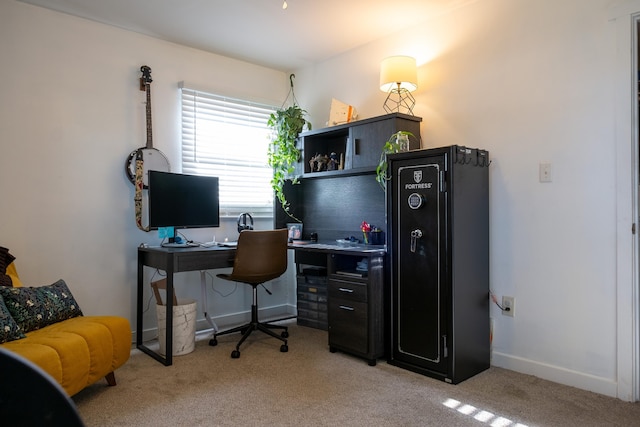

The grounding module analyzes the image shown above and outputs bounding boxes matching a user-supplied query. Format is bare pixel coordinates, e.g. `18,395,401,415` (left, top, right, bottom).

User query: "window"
180,85,277,218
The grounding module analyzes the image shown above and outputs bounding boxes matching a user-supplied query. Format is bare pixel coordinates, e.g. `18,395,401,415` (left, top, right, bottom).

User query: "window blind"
181,87,276,218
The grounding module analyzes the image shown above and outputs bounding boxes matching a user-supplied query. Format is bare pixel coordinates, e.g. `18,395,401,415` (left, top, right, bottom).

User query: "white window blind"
180,87,276,218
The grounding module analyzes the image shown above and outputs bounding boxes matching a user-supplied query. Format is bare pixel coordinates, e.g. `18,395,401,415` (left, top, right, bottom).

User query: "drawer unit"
296,274,328,331
328,276,368,354
327,253,385,366
328,299,368,354
329,278,367,302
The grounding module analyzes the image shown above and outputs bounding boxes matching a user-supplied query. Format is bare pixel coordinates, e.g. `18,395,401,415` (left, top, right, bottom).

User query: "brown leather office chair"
209,229,289,358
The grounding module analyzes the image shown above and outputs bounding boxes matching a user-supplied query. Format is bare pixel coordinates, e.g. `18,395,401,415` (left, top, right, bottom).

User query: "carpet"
73,322,640,426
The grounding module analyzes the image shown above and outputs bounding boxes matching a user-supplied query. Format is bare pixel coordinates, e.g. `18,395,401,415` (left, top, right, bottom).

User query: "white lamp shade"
379,56,418,92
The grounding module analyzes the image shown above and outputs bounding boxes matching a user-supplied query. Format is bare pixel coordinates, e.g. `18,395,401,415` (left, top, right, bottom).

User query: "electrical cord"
142,269,166,314
489,290,510,312
205,271,238,297
141,268,167,343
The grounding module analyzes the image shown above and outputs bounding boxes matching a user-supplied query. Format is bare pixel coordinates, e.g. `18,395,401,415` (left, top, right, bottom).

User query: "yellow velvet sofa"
0,261,131,396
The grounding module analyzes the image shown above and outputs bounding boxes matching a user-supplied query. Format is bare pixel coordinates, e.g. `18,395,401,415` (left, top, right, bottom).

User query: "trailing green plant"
375,131,415,190
267,104,311,221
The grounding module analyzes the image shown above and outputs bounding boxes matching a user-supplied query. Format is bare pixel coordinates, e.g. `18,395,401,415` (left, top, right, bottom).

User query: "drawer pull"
338,287,354,293
339,305,355,311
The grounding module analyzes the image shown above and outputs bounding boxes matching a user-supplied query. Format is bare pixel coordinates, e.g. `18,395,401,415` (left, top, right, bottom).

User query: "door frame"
611,0,640,402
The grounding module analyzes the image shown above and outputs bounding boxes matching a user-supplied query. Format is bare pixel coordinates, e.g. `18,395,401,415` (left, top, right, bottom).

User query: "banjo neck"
140,65,153,150
145,78,153,149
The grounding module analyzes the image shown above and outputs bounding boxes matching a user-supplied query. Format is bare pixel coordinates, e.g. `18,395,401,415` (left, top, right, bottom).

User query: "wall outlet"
502,296,515,317
539,162,552,182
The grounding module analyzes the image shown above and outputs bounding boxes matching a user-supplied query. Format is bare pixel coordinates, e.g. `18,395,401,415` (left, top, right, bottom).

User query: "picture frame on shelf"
287,223,303,240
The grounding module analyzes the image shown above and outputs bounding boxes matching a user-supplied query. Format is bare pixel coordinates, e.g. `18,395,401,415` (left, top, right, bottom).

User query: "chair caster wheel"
280,344,288,353
209,338,218,346
281,331,289,338
231,350,240,358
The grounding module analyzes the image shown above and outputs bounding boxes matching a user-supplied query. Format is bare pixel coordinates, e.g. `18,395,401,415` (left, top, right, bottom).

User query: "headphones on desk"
237,212,254,233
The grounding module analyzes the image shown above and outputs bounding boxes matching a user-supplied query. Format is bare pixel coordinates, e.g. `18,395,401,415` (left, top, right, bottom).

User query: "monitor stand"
161,233,199,248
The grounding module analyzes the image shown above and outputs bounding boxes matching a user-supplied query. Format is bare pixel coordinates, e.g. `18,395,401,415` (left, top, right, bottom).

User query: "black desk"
137,245,236,366
289,242,386,365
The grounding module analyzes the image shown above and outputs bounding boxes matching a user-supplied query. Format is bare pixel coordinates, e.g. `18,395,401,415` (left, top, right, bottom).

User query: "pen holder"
365,231,384,245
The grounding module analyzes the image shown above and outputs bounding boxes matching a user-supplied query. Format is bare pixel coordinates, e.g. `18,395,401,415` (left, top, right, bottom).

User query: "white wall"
293,0,631,398
0,1,294,338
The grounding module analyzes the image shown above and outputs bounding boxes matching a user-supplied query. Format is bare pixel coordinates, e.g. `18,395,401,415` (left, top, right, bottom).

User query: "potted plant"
267,104,311,221
375,131,415,190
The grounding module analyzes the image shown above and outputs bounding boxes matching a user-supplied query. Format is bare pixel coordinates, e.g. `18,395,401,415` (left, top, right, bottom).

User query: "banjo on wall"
125,65,170,189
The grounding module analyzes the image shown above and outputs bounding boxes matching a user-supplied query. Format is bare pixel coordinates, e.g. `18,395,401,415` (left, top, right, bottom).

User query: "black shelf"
300,166,376,179
298,113,421,178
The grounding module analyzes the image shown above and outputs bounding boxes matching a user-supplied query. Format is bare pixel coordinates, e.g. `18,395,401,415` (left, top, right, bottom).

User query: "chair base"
209,287,289,358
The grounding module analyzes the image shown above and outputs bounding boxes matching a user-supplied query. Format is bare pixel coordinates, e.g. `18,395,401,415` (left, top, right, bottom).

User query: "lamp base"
383,88,416,115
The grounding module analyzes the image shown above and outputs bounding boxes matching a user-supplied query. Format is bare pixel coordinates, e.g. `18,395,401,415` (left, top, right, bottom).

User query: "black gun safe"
386,146,490,384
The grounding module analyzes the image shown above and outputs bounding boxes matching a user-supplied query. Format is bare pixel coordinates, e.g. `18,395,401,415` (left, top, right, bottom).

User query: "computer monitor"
148,171,220,232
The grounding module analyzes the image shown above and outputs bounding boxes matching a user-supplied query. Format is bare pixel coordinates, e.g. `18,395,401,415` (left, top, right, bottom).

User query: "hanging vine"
267,74,311,222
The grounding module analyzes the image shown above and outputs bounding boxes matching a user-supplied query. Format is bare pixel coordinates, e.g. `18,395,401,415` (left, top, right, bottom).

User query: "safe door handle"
410,229,423,253
339,305,355,311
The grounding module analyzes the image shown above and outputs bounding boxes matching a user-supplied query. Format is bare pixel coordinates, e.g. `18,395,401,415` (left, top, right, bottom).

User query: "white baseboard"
492,351,618,398
135,303,296,343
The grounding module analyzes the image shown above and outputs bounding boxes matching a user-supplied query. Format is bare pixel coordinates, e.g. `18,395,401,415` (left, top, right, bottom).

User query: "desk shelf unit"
297,112,421,179
277,113,424,365
275,113,422,242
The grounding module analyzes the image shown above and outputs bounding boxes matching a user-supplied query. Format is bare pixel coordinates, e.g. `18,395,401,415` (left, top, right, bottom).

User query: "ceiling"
17,0,475,71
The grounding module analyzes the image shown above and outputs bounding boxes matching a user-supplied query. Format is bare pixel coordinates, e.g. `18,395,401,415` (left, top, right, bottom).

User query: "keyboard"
217,241,238,247
161,242,200,248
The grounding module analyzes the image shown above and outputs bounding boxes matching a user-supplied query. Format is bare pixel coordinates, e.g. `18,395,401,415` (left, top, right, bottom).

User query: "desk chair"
209,229,289,358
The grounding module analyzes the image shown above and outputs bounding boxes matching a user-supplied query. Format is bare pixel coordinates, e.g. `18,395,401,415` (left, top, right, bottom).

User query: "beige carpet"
73,321,640,426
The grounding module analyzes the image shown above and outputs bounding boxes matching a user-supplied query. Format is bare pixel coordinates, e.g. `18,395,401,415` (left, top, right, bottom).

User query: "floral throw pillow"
0,246,16,287
0,279,83,333
0,294,25,343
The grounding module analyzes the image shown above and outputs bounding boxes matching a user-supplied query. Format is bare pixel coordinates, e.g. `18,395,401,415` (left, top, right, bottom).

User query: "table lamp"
380,55,418,115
